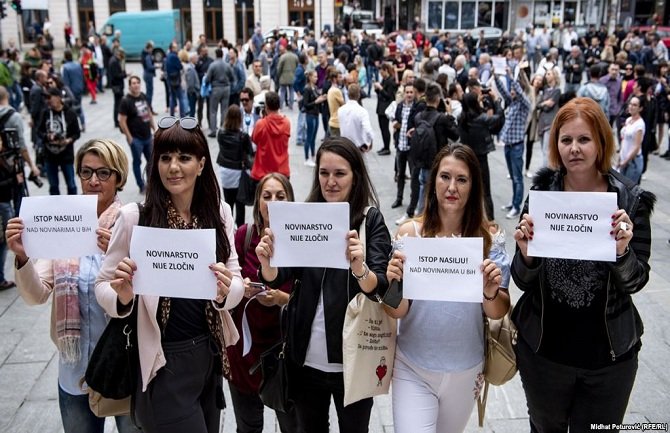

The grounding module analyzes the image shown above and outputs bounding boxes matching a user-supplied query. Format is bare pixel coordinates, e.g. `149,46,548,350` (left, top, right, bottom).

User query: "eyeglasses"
79,167,115,181
240,98,250,102
157,116,199,130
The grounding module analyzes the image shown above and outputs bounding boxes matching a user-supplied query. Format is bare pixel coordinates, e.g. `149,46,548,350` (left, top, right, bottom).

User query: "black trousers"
134,335,222,433
292,365,373,433
477,154,494,221
228,383,298,433
377,114,391,151
223,187,245,228
516,338,638,433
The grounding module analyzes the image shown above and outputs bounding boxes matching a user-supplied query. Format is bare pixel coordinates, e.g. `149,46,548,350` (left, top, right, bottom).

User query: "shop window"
444,2,458,28
428,1,443,30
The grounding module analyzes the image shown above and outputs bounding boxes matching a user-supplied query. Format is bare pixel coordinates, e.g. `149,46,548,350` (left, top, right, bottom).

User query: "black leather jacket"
262,207,391,366
511,168,655,360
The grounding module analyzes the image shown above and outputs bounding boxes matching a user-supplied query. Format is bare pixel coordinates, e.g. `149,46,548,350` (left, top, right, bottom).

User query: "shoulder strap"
0,108,16,130
239,223,253,269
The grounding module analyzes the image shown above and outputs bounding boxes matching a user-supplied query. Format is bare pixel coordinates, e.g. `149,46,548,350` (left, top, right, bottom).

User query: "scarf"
55,196,122,363
159,200,230,377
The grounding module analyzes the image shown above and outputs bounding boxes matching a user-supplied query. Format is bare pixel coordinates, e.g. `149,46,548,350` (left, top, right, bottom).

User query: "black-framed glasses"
157,116,199,130
240,98,250,102
79,167,115,181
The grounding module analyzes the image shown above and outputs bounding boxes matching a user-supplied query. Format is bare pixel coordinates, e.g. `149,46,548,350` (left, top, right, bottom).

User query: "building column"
191,0,205,42
93,0,110,31
126,0,142,11
224,0,236,42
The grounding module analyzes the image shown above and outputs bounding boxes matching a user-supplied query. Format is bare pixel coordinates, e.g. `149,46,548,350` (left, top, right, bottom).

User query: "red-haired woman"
512,97,655,431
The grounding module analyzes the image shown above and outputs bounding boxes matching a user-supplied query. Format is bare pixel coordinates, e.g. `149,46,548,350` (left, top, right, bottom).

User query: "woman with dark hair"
227,172,299,433
385,144,510,433
6,139,139,433
95,117,244,433
302,70,328,166
374,63,398,155
512,98,655,432
457,90,504,220
256,137,392,432
217,104,253,227
536,69,561,167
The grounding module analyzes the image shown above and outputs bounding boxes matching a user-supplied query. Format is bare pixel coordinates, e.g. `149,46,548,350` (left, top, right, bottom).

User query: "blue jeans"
0,202,13,282
58,384,139,433
143,73,154,109
279,85,294,109
45,160,77,195
621,153,643,184
297,109,306,145
366,64,379,95
130,136,153,190
305,114,319,160
504,141,525,211
169,85,189,117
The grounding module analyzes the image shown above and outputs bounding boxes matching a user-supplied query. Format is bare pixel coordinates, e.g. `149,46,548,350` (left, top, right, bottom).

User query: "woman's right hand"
5,217,28,267
387,250,405,283
111,257,136,306
513,213,535,265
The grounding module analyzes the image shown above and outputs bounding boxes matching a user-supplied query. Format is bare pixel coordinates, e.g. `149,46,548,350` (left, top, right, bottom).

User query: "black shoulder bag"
83,203,144,415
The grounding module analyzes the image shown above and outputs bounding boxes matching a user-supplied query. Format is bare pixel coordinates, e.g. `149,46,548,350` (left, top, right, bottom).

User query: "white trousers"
392,348,483,433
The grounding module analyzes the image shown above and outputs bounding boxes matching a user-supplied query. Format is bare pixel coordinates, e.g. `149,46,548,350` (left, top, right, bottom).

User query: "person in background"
294,53,308,147
217,104,253,227
165,43,187,118
302,70,327,166
80,47,98,104
229,47,247,107
95,117,244,433
385,144,510,433
512,97,655,433
207,47,237,137
617,95,645,184
277,44,299,110
251,91,291,182
119,75,156,194
196,44,214,129
374,63,398,156
327,69,345,137
536,69,561,167
227,173,299,433
61,49,85,132
391,83,417,210
256,137,392,433
185,52,201,121
109,48,127,128
141,41,157,113
6,139,139,433
338,84,374,152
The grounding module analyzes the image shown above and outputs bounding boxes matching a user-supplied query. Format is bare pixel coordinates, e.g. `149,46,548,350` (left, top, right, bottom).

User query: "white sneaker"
526,171,534,178
505,208,520,219
304,159,316,167
501,203,513,211
395,214,411,225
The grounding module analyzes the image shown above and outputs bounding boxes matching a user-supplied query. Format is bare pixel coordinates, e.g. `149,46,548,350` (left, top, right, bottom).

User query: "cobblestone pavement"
0,62,668,432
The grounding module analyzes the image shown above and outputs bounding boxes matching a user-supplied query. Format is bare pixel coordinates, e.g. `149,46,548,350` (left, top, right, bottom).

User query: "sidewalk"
0,62,668,432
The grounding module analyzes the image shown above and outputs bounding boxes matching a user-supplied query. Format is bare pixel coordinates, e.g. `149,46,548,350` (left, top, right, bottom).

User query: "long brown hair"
252,173,295,234
144,123,231,262
421,144,491,256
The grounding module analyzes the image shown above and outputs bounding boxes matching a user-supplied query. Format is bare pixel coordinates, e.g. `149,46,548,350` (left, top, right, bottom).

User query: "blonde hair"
75,139,129,191
178,49,189,63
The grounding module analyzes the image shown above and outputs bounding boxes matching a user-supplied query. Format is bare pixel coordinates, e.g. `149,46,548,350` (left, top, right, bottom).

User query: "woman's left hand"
612,209,634,256
96,228,112,254
346,230,366,276
481,258,502,297
210,263,232,303
256,289,289,307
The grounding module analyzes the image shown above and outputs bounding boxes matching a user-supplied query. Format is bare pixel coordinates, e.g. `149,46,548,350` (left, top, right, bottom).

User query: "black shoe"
377,149,391,155
660,150,670,158
207,131,217,138
391,199,403,209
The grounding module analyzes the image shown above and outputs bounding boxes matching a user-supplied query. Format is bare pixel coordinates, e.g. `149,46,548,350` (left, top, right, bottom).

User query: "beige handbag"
476,306,518,426
342,207,397,407
80,378,130,417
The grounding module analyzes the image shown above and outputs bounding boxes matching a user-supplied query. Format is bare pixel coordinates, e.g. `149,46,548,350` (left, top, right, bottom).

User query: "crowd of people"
0,14,662,433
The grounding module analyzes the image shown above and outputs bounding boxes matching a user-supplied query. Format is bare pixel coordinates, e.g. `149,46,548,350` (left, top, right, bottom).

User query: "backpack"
409,111,440,168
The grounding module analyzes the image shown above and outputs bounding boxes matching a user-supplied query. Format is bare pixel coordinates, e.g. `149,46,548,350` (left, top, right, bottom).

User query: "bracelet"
352,262,370,281
616,246,630,260
483,287,500,301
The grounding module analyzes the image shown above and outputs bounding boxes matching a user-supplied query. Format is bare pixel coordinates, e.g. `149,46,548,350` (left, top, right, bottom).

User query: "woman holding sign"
256,137,392,433
95,116,244,433
6,139,139,433
227,173,298,433
385,144,510,433
512,97,656,432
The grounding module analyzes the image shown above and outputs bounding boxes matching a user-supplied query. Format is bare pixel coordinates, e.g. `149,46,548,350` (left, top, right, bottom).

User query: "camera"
29,172,44,188
481,86,491,94
1,128,19,150
253,101,266,117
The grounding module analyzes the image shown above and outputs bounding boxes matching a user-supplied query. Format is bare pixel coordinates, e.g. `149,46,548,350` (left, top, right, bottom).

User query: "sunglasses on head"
157,116,199,130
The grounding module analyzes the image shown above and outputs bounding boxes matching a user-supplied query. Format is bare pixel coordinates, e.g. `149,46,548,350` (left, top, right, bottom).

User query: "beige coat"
95,203,243,391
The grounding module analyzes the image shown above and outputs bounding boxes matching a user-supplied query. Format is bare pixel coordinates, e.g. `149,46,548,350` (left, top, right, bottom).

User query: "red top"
251,113,291,181
226,224,293,394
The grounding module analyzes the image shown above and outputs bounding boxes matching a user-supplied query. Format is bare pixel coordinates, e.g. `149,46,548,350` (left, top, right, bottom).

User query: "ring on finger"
620,222,628,231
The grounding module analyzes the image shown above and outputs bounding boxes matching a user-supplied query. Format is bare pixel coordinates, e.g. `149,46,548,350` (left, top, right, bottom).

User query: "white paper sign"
492,56,508,75
130,226,217,299
268,202,350,269
403,237,483,303
527,191,617,262
19,195,99,259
